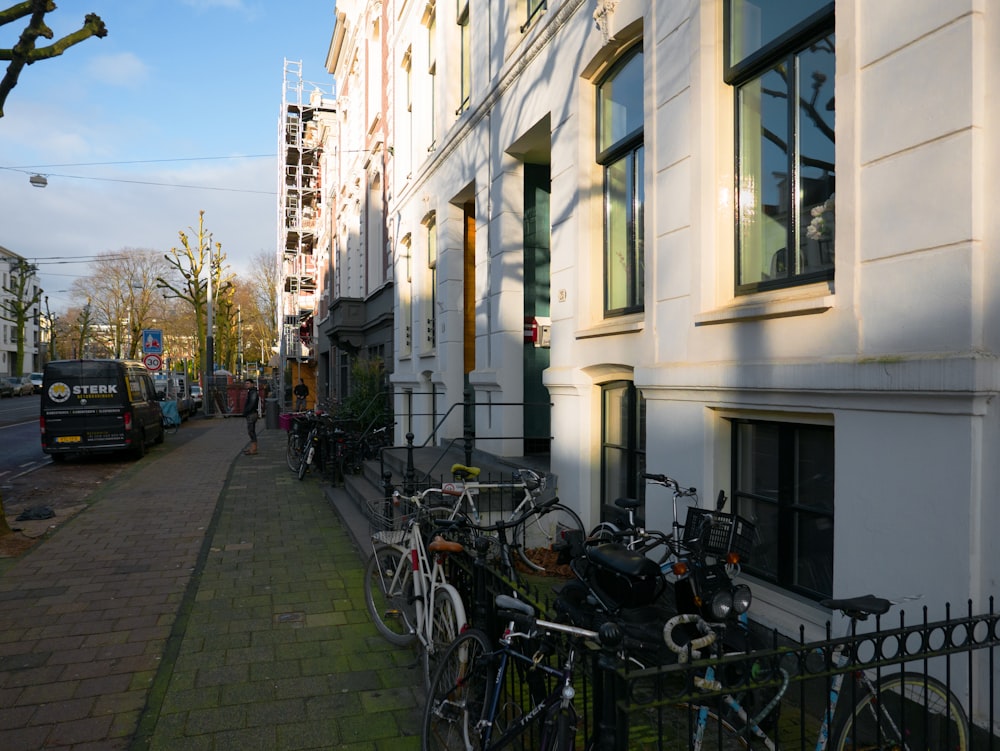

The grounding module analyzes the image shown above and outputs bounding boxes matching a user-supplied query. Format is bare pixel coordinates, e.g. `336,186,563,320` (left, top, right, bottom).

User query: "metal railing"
443,550,999,750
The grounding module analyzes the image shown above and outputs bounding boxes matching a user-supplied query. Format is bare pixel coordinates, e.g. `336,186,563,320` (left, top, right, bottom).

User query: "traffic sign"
142,329,164,354
143,353,162,371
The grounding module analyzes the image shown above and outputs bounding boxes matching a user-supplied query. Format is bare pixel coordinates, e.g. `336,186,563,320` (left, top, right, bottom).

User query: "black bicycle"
422,594,624,751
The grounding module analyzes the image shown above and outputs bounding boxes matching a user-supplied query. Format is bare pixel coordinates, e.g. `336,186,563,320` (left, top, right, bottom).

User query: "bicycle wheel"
587,521,622,545
363,544,417,646
517,503,584,572
833,672,969,751
542,705,579,751
422,628,492,750
286,432,303,471
422,585,467,688
163,419,179,435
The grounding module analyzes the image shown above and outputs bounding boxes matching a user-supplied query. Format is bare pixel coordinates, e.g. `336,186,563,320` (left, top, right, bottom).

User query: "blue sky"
0,0,337,311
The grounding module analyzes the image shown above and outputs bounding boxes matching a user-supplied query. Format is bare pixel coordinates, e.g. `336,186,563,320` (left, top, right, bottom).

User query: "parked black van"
40,359,164,461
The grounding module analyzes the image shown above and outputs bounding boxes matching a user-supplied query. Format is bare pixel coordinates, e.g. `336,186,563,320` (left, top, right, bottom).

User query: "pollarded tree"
0,1,107,118
155,211,233,386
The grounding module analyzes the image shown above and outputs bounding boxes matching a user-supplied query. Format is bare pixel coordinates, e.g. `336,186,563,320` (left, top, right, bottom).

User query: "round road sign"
143,353,162,371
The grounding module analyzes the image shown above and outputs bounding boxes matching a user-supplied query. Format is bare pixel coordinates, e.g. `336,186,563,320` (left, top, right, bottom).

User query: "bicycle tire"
422,628,492,750
422,584,467,688
587,521,622,545
286,433,303,471
832,671,969,751
363,544,417,646
516,503,584,572
542,705,579,751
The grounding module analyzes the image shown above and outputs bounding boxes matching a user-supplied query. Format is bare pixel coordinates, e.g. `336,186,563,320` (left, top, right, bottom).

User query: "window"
601,381,647,522
457,0,470,113
427,8,437,150
727,1,835,293
597,47,644,317
522,0,546,32
425,215,437,350
731,418,834,599
400,235,413,358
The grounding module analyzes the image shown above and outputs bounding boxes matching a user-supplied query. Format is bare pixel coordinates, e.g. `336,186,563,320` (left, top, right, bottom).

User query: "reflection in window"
597,47,644,316
729,3,834,293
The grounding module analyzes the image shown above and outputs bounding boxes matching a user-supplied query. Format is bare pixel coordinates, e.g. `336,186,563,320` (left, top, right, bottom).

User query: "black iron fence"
444,545,999,750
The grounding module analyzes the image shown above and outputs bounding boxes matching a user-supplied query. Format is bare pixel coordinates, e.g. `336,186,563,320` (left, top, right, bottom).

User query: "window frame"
730,417,835,600
596,45,645,318
726,2,835,296
600,380,647,524
457,0,470,114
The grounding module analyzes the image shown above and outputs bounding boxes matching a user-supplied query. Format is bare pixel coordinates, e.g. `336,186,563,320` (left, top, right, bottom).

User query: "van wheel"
154,424,165,445
132,431,146,459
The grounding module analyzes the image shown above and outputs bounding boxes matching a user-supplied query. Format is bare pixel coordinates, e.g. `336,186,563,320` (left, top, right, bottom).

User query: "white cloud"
86,52,149,88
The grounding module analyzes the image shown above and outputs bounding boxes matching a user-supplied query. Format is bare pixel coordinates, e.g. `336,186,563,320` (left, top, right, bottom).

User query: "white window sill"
575,316,644,339
696,289,834,325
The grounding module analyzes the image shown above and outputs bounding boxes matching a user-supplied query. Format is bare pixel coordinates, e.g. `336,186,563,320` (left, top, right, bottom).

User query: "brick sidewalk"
0,418,423,750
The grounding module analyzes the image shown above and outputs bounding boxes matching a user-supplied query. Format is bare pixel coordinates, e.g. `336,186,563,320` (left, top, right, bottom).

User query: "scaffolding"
277,59,336,406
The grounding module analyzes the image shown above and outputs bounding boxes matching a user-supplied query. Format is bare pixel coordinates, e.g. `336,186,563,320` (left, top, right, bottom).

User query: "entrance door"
523,164,551,454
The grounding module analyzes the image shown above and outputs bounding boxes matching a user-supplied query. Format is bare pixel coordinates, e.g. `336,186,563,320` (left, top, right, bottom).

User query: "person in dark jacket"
242,379,260,455
294,378,309,411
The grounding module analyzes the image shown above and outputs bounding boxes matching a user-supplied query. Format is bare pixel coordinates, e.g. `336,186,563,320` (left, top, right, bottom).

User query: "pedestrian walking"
294,378,309,411
242,379,260,455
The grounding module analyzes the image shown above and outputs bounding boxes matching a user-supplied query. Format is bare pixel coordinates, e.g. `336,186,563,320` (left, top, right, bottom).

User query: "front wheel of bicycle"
516,502,584,572
422,628,492,751
833,672,969,751
422,585,467,689
363,544,417,646
286,433,303,471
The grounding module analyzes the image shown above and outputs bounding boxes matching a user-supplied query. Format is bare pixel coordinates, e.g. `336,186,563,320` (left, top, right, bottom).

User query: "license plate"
56,436,82,444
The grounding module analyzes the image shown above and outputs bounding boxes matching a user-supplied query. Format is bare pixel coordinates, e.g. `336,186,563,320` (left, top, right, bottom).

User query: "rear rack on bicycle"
682,507,756,562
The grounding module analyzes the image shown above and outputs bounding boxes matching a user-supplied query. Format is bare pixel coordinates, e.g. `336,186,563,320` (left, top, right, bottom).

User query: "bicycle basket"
682,507,756,562
368,494,417,545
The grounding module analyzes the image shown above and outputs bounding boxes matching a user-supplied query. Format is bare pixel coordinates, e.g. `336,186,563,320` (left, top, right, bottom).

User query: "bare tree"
155,211,233,387
246,249,279,369
70,249,168,359
0,1,108,118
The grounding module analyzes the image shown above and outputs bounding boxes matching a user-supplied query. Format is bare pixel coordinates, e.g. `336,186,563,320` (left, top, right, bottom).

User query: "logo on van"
48,382,72,403
47,382,119,403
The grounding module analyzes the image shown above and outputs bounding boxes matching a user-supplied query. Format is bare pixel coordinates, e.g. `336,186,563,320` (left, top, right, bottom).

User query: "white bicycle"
435,464,584,572
363,494,468,688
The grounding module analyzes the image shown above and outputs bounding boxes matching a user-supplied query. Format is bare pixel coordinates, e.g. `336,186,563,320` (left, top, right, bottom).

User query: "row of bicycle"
361,466,973,749
283,410,392,482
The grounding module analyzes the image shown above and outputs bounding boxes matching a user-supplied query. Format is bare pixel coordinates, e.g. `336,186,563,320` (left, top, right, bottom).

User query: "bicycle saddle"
820,594,891,620
451,463,481,480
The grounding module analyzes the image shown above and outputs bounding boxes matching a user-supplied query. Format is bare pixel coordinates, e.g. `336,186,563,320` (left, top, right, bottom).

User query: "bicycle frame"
405,517,467,655
681,616,924,751
477,628,579,749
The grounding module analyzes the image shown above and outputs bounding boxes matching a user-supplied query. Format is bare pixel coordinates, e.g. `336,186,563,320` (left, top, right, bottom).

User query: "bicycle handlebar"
495,595,639,652
643,473,697,496
662,613,719,663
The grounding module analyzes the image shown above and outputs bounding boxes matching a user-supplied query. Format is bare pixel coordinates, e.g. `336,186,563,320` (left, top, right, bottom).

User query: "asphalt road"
0,394,47,479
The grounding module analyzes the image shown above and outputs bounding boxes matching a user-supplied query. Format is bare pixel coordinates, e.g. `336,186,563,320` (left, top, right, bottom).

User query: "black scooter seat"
586,542,661,580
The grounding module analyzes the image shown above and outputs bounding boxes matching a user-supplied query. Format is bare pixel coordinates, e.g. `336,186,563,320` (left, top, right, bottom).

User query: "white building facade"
0,247,42,376
329,0,999,642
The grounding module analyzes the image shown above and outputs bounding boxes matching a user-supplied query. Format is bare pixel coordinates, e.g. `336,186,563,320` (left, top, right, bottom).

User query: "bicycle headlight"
708,589,734,620
733,584,752,615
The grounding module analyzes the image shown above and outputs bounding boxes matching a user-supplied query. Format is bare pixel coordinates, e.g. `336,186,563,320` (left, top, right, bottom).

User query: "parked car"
4,376,33,396
190,385,203,412
0,378,12,398
29,372,43,393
